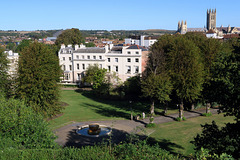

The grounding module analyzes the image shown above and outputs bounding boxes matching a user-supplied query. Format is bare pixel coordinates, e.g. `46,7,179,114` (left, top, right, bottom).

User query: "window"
115,58,118,62
135,58,139,63
108,58,110,62
93,56,96,59
63,57,65,61
135,66,139,73
99,56,102,59
77,64,79,70
127,66,131,73
127,58,131,62
115,66,118,72
108,66,111,71
76,55,79,59
82,55,85,59
136,51,139,54
77,73,81,80
69,65,72,71
127,51,131,54
69,50,72,54
69,57,71,61
99,64,102,69
65,74,69,80
63,65,66,71
82,64,85,70
87,55,90,59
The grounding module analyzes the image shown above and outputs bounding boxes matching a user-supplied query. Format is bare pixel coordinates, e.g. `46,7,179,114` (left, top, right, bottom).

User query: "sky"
0,0,239,31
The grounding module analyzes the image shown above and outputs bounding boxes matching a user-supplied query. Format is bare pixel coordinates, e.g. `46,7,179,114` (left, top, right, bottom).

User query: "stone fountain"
76,123,112,137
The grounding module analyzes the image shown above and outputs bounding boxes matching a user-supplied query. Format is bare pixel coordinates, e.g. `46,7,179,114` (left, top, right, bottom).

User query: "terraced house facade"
58,44,148,84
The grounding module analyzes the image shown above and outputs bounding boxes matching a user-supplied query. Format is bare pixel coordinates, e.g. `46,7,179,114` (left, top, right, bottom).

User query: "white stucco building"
58,44,147,83
125,35,157,48
5,50,19,76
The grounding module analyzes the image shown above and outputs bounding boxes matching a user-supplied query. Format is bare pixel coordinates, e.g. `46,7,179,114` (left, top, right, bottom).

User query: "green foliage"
202,112,212,117
85,42,95,47
168,35,204,103
192,121,240,158
141,73,173,108
0,47,10,97
15,39,32,54
195,147,234,160
123,75,142,99
6,42,17,51
176,117,186,121
0,141,182,160
149,117,154,123
0,97,57,149
16,42,63,117
55,28,84,46
146,123,156,128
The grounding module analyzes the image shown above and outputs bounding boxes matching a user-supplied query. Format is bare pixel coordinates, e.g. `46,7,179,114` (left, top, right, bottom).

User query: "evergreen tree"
16,42,63,117
0,47,10,97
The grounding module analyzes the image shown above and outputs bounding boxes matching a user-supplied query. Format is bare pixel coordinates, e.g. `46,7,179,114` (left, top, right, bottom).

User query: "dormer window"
127,51,131,54
136,51,139,54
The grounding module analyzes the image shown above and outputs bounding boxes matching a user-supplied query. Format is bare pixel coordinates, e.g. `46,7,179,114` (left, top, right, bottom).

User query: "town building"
177,20,187,34
58,44,148,84
5,50,19,76
125,36,157,48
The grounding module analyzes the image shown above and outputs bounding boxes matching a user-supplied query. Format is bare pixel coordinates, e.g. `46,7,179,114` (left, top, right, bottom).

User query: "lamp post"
129,101,133,120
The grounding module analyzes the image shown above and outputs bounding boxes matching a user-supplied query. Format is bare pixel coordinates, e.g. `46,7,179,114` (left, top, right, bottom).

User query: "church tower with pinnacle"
207,9,216,30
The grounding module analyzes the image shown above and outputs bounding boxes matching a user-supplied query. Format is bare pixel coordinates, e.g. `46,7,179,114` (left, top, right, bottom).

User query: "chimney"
61,44,65,49
75,44,79,50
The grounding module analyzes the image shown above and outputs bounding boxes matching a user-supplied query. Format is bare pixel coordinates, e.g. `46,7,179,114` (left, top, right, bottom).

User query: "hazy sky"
1,0,239,31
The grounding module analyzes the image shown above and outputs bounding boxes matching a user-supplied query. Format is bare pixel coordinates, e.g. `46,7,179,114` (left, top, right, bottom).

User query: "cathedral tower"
207,9,216,30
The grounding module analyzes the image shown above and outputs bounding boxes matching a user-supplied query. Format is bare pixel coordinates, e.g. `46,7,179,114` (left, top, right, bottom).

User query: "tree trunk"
164,103,168,115
150,100,155,117
191,103,195,110
179,101,184,120
206,102,211,113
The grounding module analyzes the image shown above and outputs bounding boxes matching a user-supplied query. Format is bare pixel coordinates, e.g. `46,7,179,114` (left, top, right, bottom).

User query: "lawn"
49,89,178,129
147,113,235,156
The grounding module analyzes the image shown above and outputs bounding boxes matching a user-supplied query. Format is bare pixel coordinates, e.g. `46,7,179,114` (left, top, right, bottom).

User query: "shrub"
202,112,212,117
0,97,58,149
146,123,156,128
176,117,186,121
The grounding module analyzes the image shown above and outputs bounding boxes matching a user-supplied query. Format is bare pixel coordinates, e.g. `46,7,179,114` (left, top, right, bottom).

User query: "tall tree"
0,47,10,97
142,35,175,116
16,42,63,117
141,73,172,118
15,39,32,54
168,36,204,119
55,28,85,46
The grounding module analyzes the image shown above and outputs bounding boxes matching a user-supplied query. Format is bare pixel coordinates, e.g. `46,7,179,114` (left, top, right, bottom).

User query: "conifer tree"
16,42,63,117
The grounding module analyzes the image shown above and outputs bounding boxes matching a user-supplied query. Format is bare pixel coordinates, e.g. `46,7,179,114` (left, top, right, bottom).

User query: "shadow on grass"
81,102,130,119
64,127,184,156
74,89,177,119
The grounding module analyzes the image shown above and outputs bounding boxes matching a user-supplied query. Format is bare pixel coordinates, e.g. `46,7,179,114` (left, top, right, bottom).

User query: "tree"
0,47,10,97
141,73,172,118
193,40,240,159
55,28,85,46
16,42,63,117
0,97,57,149
15,39,32,54
168,36,204,119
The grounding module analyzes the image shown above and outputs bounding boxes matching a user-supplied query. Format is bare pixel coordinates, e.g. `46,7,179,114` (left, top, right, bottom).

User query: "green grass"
49,90,178,129
148,113,235,156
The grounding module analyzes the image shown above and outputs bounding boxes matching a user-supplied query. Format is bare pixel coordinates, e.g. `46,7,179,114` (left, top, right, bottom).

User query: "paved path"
54,108,219,147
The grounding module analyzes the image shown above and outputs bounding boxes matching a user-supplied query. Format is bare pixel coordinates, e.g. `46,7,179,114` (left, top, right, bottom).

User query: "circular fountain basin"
76,124,112,137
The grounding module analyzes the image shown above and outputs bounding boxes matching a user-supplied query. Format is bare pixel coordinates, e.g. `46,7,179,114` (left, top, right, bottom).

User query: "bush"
192,121,240,158
0,141,182,160
146,123,156,128
176,117,186,121
0,97,58,149
202,112,212,117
